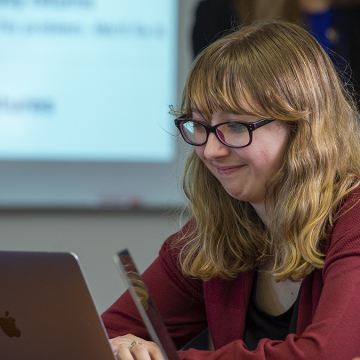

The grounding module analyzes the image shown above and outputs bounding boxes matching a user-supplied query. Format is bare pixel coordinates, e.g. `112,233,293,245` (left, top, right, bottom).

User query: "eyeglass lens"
181,121,250,147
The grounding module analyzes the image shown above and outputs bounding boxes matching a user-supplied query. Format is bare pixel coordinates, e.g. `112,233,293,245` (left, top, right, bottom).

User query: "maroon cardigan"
102,190,360,359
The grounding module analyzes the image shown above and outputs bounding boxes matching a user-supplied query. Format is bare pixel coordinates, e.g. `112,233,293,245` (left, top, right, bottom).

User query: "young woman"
102,21,360,359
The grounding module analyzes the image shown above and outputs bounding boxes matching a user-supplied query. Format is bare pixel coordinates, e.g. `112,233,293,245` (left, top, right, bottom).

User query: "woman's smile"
215,164,246,176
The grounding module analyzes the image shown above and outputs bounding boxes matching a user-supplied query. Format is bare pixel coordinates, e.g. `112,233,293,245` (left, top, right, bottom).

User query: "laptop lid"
0,251,115,360
114,248,181,360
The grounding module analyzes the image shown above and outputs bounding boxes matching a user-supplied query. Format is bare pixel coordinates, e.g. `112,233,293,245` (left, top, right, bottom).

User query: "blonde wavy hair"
172,21,360,282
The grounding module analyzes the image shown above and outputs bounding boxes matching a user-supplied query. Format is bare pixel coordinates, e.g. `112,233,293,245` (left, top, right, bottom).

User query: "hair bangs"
184,44,271,119
185,60,262,119
183,25,310,122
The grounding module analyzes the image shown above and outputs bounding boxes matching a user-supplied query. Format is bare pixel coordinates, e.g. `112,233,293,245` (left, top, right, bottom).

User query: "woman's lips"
215,165,245,176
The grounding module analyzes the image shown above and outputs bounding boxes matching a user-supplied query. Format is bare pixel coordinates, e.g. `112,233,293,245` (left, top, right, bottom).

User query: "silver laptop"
114,248,181,360
0,251,116,360
0,250,181,360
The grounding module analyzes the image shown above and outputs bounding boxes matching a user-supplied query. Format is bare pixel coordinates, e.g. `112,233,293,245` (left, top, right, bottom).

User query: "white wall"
0,209,190,313
0,0,201,314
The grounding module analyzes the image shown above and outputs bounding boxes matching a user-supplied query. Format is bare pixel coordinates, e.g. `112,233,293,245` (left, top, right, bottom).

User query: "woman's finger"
129,342,152,360
110,334,140,353
127,338,165,360
143,342,166,360
114,342,135,360
110,334,166,360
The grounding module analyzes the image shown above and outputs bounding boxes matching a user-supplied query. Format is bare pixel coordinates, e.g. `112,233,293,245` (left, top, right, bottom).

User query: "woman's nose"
203,133,230,160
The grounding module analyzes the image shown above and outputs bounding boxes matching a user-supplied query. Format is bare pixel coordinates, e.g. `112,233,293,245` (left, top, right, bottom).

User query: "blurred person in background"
193,0,360,103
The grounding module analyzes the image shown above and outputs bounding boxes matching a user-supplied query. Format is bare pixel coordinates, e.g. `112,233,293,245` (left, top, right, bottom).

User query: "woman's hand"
110,334,166,360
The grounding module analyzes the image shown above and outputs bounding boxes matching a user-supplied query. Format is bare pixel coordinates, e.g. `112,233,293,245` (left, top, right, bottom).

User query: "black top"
243,272,301,351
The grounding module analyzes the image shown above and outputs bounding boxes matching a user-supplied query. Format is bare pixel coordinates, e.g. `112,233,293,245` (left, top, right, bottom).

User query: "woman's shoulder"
333,185,360,225
324,185,360,265
157,218,204,297
159,217,196,258
158,217,197,272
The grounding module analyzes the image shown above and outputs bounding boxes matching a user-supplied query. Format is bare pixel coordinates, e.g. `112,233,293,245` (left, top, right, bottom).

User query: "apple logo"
0,311,21,337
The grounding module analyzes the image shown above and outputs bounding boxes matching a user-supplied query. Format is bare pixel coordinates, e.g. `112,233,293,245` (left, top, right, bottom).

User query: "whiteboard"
0,0,195,209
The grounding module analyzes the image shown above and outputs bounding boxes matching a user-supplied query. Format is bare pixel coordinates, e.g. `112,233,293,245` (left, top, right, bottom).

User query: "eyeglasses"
174,115,275,148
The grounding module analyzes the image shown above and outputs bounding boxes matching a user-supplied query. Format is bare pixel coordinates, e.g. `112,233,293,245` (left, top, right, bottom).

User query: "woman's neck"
250,201,270,227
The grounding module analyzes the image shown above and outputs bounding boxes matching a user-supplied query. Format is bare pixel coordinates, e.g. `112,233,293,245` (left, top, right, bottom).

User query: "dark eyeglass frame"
174,115,275,148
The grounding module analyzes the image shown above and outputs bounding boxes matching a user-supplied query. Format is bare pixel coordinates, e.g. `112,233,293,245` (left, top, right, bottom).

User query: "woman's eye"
227,123,247,132
193,122,206,131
